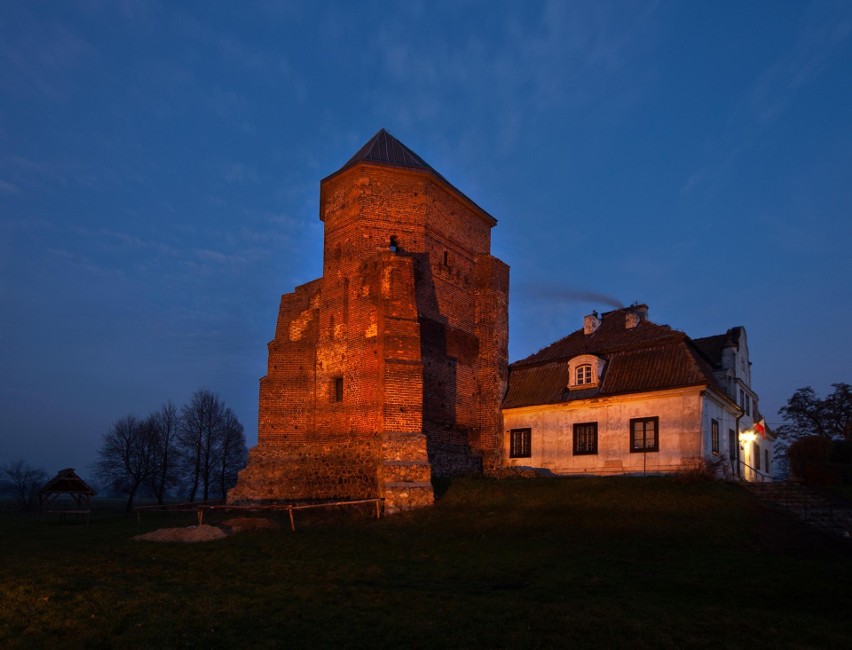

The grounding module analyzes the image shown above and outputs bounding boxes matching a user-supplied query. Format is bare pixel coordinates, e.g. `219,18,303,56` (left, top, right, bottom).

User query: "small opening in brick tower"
333,377,344,402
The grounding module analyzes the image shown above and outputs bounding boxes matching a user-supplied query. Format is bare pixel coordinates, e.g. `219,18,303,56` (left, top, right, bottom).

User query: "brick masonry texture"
229,144,509,512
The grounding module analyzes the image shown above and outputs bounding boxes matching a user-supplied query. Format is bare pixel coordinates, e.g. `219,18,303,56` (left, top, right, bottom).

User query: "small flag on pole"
754,419,766,438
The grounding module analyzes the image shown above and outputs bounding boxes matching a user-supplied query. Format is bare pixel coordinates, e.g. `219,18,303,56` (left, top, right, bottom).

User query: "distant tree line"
94,389,248,511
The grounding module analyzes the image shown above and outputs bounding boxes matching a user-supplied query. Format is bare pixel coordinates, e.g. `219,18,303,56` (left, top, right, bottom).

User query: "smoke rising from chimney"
518,283,623,309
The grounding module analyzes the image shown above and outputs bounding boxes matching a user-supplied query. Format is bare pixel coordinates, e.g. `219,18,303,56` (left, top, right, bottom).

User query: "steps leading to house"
746,482,852,538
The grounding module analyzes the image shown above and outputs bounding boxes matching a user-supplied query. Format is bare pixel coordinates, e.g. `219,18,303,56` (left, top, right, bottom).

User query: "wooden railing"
135,498,384,531
736,459,772,482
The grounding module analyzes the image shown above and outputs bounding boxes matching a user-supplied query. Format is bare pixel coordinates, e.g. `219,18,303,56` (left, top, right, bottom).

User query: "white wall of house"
738,431,773,481
503,387,699,475
502,387,741,476
701,390,741,478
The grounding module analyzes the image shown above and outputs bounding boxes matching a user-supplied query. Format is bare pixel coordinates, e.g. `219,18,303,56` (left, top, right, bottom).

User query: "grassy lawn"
1,477,849,648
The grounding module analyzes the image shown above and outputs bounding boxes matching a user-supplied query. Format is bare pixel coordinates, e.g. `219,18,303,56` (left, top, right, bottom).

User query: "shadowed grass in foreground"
1,477,849,648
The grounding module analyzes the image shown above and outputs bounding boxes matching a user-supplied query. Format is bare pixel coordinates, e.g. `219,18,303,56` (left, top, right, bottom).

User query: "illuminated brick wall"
230,139,508,510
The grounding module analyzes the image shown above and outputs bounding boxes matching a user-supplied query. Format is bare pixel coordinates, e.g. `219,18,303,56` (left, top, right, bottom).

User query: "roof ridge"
683,338,729,396
511,324,682,367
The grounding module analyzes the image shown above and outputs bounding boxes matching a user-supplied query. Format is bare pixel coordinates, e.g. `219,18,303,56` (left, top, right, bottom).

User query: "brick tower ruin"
228,129,509,512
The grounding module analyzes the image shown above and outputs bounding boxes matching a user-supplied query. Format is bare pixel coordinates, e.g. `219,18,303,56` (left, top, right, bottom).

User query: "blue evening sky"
2,1,850,478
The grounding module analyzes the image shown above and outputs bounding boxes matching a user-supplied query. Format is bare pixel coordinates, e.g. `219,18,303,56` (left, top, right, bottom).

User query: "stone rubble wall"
228,430,437,513
228,435,382,504
428,440,484,478
381,431,434,513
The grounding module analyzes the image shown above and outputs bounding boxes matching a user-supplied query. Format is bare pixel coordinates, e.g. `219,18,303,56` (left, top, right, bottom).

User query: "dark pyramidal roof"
328,128,495,223
343,128,433,171
503,306,729,409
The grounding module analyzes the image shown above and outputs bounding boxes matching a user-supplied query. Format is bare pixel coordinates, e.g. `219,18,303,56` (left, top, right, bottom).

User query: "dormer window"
575,364,593,385
567,354,605,390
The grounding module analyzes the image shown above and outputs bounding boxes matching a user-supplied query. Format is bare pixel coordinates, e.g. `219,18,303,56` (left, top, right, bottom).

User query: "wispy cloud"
683,3,852,198
222,162,259,184
749,6,852,125
0,10,95,100
365,1,658,160
0,153,117,196
174,10,308,105
0,179,21,195
680,143,745,198
43,245,127,280
72,226,181,258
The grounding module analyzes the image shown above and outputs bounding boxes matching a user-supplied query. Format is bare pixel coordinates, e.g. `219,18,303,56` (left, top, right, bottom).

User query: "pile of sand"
133,524,229,543
133,517,280,543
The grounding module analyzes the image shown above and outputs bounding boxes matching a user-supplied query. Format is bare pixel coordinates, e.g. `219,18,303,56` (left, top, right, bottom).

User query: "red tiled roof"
513,307,677,367
601,340,718,395
502,362,570,408
503,307,729,409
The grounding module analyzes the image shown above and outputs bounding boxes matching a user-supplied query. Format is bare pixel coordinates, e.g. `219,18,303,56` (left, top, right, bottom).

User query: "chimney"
625,304,649,329
584,311,601,335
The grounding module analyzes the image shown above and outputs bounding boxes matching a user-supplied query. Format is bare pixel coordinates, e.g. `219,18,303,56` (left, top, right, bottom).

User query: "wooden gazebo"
38,468,97,522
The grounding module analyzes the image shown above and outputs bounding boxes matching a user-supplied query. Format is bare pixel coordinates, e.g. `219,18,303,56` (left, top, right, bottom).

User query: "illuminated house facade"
501,305,773,480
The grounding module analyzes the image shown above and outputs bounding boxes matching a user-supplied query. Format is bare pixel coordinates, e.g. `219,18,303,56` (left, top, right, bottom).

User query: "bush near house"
788,436,852,485
0,477,850,648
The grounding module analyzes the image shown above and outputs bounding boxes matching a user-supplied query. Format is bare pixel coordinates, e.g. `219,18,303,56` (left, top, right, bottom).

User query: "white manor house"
501,305,772,480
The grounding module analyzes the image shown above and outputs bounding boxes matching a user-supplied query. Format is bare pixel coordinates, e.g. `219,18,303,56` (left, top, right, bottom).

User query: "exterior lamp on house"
739,430,757,444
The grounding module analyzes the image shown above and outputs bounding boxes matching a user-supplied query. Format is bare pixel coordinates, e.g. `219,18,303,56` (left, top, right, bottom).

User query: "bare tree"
94,414,156,512
216,407,248,499
778,383,852,441
1,459,48,511
177,389,248,502
178,389,223,502
148,401,180,504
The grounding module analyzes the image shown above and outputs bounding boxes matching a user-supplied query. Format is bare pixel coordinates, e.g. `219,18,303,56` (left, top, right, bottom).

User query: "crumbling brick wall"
230,134,508,510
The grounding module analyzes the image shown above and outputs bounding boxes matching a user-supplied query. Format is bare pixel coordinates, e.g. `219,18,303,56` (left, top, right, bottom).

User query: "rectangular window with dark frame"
630,417,659,452
728,429,736,460
711,419,720,454
510,428,531,458
573,422,598,455
333,377,344,402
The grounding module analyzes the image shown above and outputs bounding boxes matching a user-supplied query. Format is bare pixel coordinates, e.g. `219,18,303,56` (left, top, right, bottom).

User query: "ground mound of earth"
133,518,280,543
133,524,228,543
